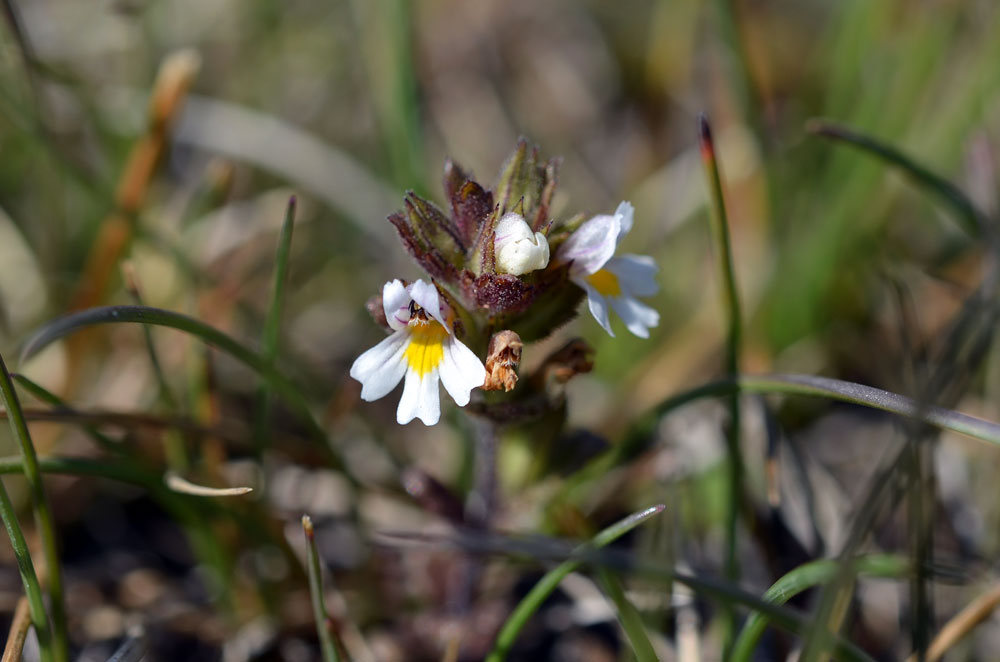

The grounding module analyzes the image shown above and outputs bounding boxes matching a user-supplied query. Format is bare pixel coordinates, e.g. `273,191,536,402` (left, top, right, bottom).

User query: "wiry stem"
699,113,744,657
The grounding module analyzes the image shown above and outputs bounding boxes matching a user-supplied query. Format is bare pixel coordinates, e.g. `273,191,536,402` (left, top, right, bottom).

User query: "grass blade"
121,262,189,471
731,555,909,662
807,119,988,235
699,113,745,656
595,568,659,662
0,352,66,662
302,515,341,662
0,467,50,661
485,504,665,662
255,196,296,455
560,372,1000,513
389,526,878,662
12,373,124,455
19,305,336,463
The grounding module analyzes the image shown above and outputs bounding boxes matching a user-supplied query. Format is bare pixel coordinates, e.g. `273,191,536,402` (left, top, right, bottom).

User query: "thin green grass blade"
122,263,188,471
699,113,745,656
19,305,338,466
302,515,341,662
12,373,124,455
485,504,665,662
255,196,296,454
394,526,877,662
731,555,909,662
0,352,66,662
559,372,1000,511
596,568,658,662
0,479,50,662
807,119,988,235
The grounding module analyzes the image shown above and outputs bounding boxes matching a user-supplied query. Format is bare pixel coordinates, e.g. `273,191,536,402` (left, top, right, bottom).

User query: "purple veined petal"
614,201,635,244
608,295,660,339
606,254,659,298
349,331,409,400
382,279,411,331
397,366,441,425
558,213,620,276
438,336,486,407
408,279,450,331
576,279,615,337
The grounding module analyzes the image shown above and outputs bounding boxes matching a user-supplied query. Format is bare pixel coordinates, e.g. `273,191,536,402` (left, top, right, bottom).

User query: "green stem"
302,515,341,662
0,477,51,662
700,113,744,657
255,196,296,455
485,505,665,662
123,266,189,471
0,353,66,662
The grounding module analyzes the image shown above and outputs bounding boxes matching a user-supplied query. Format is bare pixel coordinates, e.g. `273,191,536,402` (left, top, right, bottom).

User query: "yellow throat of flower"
405,318,449,376
586,269,621,297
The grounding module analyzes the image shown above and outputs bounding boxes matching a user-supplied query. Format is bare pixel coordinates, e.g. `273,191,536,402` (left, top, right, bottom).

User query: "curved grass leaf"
485,505,665,662
12,373,124,455
19,305,335,461
731,555,909,662
807,119,988,235
389,525,877,662
561,372,1000,507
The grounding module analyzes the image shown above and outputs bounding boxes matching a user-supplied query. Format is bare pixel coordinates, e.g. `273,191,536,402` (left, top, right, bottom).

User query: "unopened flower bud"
494,213,550,276
483,330,523,392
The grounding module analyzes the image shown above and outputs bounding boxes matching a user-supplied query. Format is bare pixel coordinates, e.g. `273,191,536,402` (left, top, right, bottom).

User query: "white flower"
350,279,487,425
494,212,550,276
557,201,660,338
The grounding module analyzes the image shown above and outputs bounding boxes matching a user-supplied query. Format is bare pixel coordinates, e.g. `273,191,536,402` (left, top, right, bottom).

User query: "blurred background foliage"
1,0,1000,660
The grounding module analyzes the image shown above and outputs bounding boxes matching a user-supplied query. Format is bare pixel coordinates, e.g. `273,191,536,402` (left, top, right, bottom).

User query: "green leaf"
807,119,988,235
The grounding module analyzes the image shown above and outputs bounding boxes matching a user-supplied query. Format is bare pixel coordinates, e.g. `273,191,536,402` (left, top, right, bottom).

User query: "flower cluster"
350,141,660,425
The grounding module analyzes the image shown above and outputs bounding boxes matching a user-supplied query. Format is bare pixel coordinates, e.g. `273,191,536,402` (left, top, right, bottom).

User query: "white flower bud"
494,212,550,276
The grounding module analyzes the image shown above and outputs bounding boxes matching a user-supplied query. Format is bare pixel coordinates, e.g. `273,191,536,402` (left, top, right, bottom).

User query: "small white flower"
494,212,550,276
557,201,660,338
350,279,486,425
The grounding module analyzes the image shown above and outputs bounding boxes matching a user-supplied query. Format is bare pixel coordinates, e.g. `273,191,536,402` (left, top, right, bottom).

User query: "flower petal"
397,367,441,425
408,279,449,331
349,331,409,400
606,254,659,297
609,295,660,339
614,201,635,243
439,337,486,406
382,279,411,331
577,279,615,337
494,212,534,243
558,213,620,276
